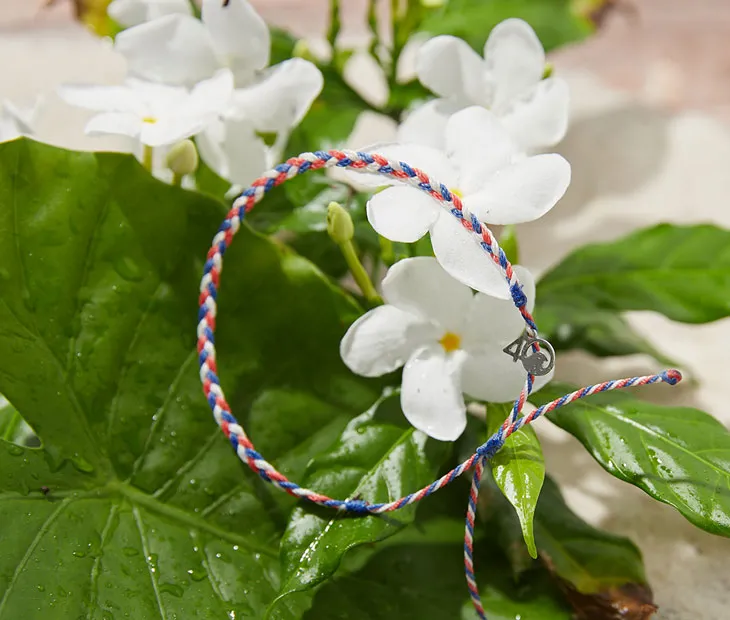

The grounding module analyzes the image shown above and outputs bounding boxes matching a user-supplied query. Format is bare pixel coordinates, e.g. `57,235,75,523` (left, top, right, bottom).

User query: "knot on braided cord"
476,433,506,459
661,369,683,385
510,282,527,309
343,499,370,514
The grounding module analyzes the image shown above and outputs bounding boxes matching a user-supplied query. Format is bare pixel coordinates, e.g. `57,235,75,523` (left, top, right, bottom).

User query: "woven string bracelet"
196,149,682,620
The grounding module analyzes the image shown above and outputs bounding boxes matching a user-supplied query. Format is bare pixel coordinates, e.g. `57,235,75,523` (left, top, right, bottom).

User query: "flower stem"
341,240,381,304
171,172,183,187
327,0,341,48
379,235,395,265
142,145,153,172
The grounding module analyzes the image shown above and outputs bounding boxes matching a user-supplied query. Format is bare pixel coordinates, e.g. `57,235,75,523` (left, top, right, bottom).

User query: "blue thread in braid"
476,433,505,458
510,282,527,308
498,252,507,270
344,499,370,514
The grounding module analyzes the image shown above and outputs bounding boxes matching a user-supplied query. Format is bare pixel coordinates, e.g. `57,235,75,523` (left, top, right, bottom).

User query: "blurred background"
2,1,730,617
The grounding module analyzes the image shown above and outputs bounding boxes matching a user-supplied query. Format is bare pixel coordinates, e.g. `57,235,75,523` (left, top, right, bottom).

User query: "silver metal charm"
502,333,555,377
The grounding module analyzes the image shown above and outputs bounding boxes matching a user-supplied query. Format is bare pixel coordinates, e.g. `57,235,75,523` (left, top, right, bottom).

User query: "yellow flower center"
439,331,461,353
451,188,464,199
142,116,157,124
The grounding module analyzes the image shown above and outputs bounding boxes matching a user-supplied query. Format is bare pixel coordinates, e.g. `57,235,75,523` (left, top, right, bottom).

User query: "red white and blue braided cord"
196,149,682,619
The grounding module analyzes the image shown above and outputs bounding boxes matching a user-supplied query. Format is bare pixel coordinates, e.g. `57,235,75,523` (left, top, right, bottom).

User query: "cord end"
661,369,682,386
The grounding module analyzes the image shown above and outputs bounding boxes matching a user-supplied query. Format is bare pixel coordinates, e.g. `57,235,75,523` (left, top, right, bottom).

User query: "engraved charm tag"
502,333,555,377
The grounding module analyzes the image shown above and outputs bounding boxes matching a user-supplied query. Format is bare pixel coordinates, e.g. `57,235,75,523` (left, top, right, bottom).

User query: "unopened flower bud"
165,139,199,177
292,39,316,62
326,201,354,244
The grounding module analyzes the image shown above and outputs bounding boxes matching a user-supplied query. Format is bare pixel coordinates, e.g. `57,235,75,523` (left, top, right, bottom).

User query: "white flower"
197,58,324,185
115,0,324,184
340,257,552,441
0,98,40,143
404,19,569,153
360,106,570,298
197,115,269,187
58,69,234,147
115,0,269,86
108,0,192,27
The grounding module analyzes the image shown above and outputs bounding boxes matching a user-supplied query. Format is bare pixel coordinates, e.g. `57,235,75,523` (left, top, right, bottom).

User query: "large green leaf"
419,0,593,53
487,403,545,559
305,505,572,620
534,478,647,593
537,224,730,324
535,302,679,364
0,138,380,618
275,392,451,605
486,476,653,618
534,383,730,537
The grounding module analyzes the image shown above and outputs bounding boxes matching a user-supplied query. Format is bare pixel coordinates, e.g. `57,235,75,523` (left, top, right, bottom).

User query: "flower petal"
57,84,141,114
462,265,534,349
429,212,510,299
139,116,202,147
115,14,219,85
108,0,192,27
484,18,545,111
445,106,518,195
183,68,235,118
197,115,268,185
467,153,571,225
381,256,473,332
401,345,467,441
416,35,487,104
461,347,553,403
345,142,457,189
84,112,142,140
202,0,270,80
500,77,570,152
397,98,462,150
366,186,440,243
231,59,323,132
340,306,438,377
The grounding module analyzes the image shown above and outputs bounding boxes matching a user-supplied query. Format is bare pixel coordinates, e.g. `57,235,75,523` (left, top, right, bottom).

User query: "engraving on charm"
502,333,555,376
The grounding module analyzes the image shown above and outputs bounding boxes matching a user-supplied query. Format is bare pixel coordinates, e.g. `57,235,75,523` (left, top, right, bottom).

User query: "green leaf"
535,302,679,364
534,478,647,593
305,509,572,620
537,224,730,324
193,154,231,203
533,383,730,537
275,392,451,604
487,402,545,559
270,27,297,65
486,476,653,617
283,190,380,280
419,0,593,54
0,138,379,618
